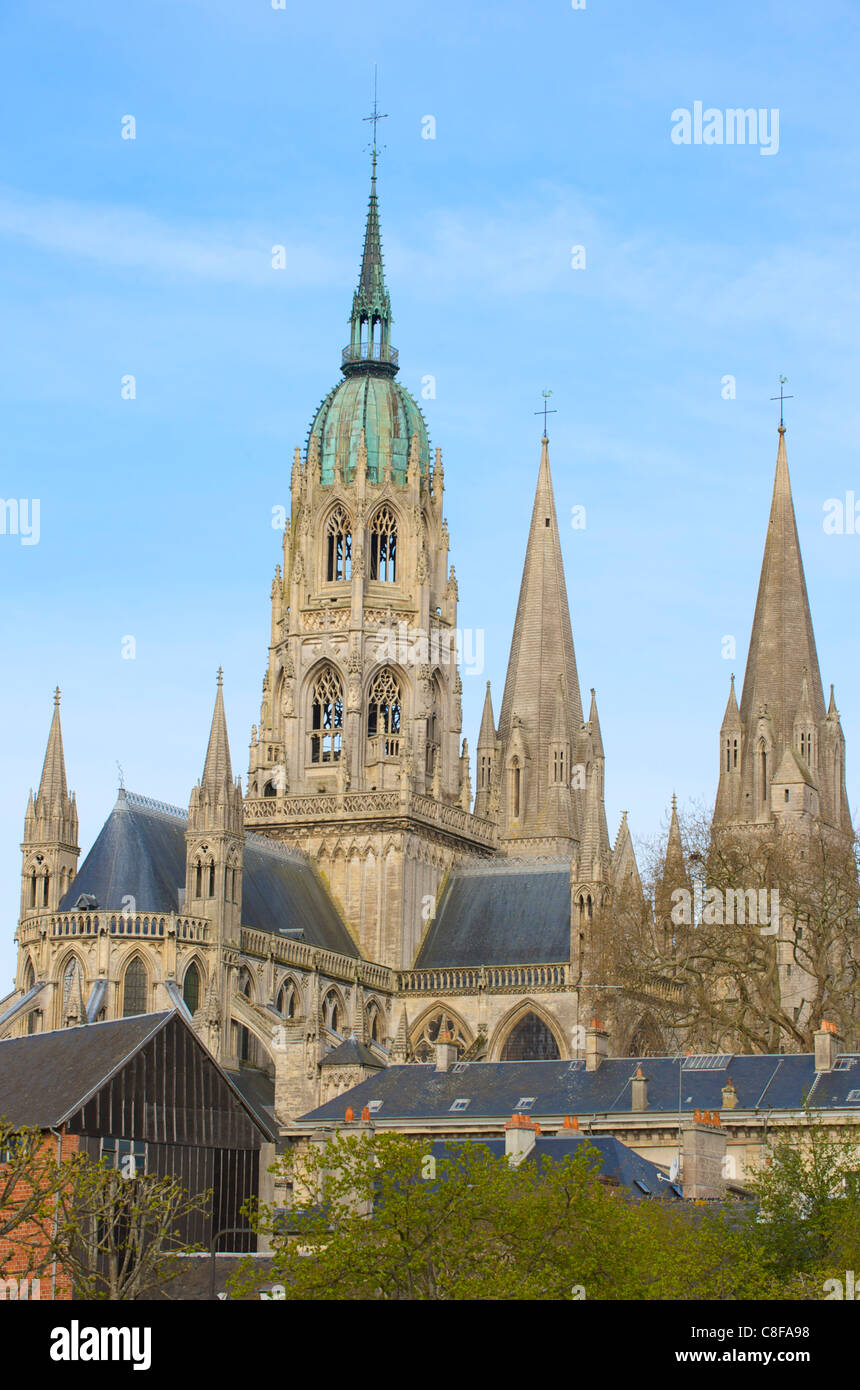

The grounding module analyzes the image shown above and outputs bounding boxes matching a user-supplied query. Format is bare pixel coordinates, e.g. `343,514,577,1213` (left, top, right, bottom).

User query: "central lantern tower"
244,151,497,968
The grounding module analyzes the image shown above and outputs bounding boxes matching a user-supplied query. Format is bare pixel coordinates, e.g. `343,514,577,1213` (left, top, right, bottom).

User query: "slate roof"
299,1052,860,1124
0,1011,173,1128
415,862,571,968
431,1135,682,1198
58,790,358,958
319,1037,383,1070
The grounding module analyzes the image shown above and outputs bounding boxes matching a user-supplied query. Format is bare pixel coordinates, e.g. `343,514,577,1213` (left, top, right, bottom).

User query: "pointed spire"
740,426,826,741
37,687,68,807
201,669,234,791
828,683,838,717
587,688,604,759
343,150,396,377
498,436,583,838
720,673,741,730
477,681,496,748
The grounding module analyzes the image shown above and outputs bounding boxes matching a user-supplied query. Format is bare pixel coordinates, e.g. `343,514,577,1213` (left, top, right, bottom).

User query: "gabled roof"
319,1037,383,1070
0,1010,274,1140
414,861,571,968
58,791,358,958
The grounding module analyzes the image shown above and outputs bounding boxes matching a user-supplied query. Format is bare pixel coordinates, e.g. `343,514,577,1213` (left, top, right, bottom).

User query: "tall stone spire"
21,689,79,915
202,668,234,793
497,436,583,852
474,681,498,820
37,687,69,807
713,427,850,833
740,426,825,738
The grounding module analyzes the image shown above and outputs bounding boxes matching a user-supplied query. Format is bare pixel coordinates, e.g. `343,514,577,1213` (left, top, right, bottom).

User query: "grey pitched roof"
319,1037,383,1069
415,862,571,968
299,1051,854,1125
59,790,358,958
432,1135,681,1198
0,1012,172,1128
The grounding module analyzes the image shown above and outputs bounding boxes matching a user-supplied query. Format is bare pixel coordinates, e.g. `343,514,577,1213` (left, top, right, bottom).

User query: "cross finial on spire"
770,375,794,431
116,760,125,790
534,389,557,439
362,64,388,176
217,666,223,687
53,686,61,707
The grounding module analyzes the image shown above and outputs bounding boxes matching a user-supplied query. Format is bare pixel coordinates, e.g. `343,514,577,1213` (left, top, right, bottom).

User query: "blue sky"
1,0,859,986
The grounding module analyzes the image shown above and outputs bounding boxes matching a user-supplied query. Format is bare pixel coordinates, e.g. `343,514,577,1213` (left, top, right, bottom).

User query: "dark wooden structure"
0,1010,275,1252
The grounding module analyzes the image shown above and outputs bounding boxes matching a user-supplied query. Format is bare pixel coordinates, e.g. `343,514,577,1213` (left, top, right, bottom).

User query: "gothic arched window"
370,505,397,582
310,667,343,764
500,1012,560,1061
322,989,341,1034
277,980,298,1019
413,1012,468,1063
61,957,83,1025
183,962,200,1015
23,959,35,992
367,668,401,756
366,1001,382,1043
122,958,147,1018
326,505,352,582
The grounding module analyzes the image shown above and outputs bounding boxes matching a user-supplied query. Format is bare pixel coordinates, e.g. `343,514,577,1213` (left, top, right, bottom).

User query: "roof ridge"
125,791,188,821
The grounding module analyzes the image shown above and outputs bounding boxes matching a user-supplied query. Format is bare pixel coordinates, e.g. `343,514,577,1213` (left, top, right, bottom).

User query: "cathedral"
2,151,852,1120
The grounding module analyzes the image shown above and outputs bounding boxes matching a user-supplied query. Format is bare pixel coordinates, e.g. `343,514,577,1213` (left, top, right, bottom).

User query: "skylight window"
449,1098,470,1112
682,1055,731,1071
834,1057,857,1071
634,1179,652,1195
366,1100,383,1114
515,1097,537,1110
846,1090,860,1103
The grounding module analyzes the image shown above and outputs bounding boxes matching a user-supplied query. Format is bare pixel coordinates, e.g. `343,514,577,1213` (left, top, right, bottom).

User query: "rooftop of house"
299,1050,860,1126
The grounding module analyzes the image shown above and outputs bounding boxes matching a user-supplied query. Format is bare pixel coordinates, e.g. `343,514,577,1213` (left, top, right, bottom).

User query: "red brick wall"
0,1130,78,1300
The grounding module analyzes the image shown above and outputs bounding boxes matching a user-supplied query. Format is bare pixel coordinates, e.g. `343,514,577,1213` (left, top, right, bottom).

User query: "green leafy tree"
0,1118,63,1282
228,1132,778,1301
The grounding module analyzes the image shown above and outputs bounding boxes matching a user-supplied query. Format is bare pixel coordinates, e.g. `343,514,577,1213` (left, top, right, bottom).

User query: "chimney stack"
585,1019,609,1072
505,1113,540,1165
631,1066,648,1110
721,1077,738,1111
814,1020,839,1072
434,1031,459,1073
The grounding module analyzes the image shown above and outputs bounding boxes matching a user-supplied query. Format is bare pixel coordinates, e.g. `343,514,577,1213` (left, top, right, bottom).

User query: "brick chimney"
720,1077,738,1110
631,1066,648,1110
814,1020,839,1072
434,1031,459,1073
585,1018,610,1072
504,1113,540,1165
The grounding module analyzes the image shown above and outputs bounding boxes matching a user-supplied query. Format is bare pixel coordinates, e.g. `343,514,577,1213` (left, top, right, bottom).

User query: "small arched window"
310,666,343,764
326,505,352,582
322,989,341,1034
511,759,521,819
183,961,201,1015
195,861,202,897
122,958,147,1018
23,959,35,992
370,506,397,582
366,1002,381,1043
42,873,50,908
367,669,402,755
207,862,215,897
29,872,37,909
277,980,297,1019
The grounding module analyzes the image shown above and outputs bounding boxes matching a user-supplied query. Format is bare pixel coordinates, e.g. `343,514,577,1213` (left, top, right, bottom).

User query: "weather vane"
770,375,794,429
116,760,125,790
363,64,388,170
534,389,557,438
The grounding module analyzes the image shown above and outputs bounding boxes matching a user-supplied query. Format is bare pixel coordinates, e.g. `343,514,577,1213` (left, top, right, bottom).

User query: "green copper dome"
310,374,429,485
306,152,430,484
